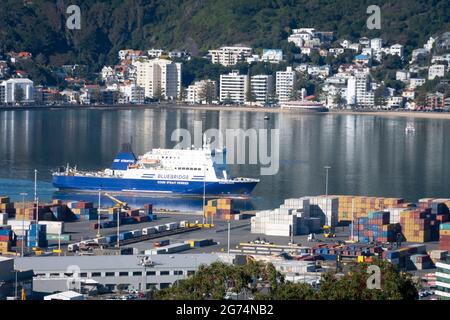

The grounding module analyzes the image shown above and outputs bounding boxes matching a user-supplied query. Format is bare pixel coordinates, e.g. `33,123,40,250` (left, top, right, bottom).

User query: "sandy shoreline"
2,103,450,120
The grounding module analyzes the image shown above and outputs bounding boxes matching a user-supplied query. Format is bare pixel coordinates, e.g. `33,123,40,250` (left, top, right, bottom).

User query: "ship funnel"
111,143,137,170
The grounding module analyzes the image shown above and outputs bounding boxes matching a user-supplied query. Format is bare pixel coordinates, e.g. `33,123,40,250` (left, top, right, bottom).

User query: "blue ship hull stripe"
52,175,257,195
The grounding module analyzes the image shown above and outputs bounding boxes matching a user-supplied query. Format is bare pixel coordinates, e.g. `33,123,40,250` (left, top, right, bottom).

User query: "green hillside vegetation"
154,260,418,300
1,0,450,92
1,0,450,73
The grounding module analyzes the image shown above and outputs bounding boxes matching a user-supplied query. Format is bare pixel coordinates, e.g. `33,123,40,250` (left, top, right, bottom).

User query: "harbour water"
1,107,450,210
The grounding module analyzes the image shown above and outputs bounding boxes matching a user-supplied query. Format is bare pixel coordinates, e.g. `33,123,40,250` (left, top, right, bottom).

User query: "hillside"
1,0,449,71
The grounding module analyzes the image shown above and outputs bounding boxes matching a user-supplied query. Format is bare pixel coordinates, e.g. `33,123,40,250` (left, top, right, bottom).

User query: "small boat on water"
264,115,270,120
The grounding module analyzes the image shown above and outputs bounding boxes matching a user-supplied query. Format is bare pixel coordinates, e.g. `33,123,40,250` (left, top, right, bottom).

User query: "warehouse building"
0,257,34,300
14,254,220,297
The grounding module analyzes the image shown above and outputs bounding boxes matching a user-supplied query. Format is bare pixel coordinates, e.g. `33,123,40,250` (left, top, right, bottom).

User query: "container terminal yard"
1,194,450,300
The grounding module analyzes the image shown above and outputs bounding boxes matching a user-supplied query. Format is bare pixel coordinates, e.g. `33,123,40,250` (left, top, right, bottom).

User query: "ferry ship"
52,143,259,196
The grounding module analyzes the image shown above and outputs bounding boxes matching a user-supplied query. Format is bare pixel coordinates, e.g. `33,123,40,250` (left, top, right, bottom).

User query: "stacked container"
335,195,404,223
27,224,47,248
440,223,450,251
49,204,73,221
0,226,14,254
409,254,433,270
354,211,400,243
204,199,236,221
0,196,15,218
143,204,156,220
400,209,432,243
69,201,98,221
382,244,428,269
304,196,338,227
251,208,298,237
187,239,214,248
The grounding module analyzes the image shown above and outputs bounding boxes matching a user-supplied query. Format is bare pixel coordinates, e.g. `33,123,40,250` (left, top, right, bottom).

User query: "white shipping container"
93,237,107,244
7,220,34,227
38,221,64,235
145,248,166,255
142,227,156,235
155,225,168,232
179,220,188,228
165,222,178,230
165,243,190,254
131,230,142,237
0,213,7,225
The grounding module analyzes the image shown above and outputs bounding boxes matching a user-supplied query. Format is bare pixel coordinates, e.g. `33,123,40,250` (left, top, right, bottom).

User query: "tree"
204,82,216,104
178,86,187,103
333,91,345,109
153,86,163,101
116,284,129,292
316,260,418,300
14,86,24,104
245,73,256,106
374,84,387,108
154,259,418,301
223,91,233,105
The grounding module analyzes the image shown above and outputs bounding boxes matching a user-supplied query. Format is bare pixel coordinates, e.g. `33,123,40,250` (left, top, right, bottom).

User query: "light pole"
202,164,206,225
34,169,39,249
227,220,231,255
34,169,37,204
19,192,27,257
351,197,355,241
116,205,121,249
97,189,102,238
13,270,18,300
324,166,331,228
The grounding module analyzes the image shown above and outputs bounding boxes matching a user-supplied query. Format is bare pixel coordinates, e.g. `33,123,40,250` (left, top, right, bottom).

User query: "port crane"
104,193,131,210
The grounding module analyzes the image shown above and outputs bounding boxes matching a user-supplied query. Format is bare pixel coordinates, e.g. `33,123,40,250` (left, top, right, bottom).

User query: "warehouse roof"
14,254,220,272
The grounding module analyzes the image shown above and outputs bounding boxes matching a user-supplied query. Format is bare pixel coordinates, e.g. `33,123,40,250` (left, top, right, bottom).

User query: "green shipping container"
440,223,450,231
47,234,71,241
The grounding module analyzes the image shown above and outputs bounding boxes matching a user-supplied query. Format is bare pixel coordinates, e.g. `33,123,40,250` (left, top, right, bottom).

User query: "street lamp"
202,164,206,225
19,192,27,257
324,166,331,228
97,189,102,238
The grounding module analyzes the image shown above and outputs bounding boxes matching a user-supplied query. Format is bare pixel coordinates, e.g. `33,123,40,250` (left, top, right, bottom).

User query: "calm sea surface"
1,107,450,210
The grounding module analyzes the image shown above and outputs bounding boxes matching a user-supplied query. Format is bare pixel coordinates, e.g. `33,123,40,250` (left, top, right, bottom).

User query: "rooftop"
14,254,220,272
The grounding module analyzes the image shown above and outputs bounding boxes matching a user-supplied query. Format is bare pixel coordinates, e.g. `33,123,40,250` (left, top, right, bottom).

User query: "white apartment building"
409,78,426,89
147,49,164,58
250,75,274,105
370,38,383,51
288,28,316,47
396,70,410,82
386,96,405,109
429,64,447,80
1,78,34,104
347,72,374,107
208,46,252,67
390,44,404,58
119,83,145,104
261,49,283,63
135,58,182,100
101,66,114,82
219,71,249,104
432,54,450,64
276,67,296,103
186,80,217,104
